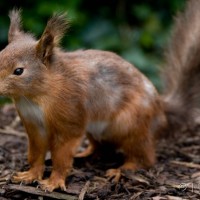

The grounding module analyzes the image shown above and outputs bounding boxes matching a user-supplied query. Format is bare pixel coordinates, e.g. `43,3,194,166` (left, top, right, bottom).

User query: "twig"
167,196,187,200
4,184,77,200
78,181,90,200
0,128,26,137
170,161,200,169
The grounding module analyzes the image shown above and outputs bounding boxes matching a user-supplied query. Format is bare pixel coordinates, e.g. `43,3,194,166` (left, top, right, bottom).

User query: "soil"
0,104,200,200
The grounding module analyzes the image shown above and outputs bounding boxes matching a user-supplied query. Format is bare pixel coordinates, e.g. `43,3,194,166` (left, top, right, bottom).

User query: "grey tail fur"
162,0,200,132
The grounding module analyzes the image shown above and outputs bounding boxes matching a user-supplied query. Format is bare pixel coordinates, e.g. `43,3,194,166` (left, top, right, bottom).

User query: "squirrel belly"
86,121,108,142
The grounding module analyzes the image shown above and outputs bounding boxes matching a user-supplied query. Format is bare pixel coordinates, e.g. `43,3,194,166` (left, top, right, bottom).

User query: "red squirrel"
0,0,200,192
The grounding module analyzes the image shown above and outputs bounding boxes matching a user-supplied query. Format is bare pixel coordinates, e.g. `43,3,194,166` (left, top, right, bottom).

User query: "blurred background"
0,0,186,96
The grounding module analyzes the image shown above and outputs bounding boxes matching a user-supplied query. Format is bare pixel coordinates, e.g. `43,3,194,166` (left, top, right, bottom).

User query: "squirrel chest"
15,97,46,136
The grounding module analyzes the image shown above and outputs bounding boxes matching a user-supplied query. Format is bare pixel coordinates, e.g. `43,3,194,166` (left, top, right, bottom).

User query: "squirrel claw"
20,181,24,185
105,168,121,183
33,179,38,184
44,189,49,193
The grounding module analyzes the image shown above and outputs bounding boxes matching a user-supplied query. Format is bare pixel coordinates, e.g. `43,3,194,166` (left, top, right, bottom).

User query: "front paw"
12,167,44,184
39,177,66,192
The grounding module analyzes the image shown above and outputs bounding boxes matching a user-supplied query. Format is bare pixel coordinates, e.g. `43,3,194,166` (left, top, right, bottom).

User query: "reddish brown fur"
0,1,199,191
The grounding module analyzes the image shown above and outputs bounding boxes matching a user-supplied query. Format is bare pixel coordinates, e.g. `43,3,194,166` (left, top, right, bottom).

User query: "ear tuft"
46,12,69,45
8,8,24,43
36,12,69,65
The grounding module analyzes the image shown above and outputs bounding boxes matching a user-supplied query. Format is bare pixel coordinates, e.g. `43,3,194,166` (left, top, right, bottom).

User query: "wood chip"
152,197,167,200
0,128,26,137
170,161,200,169
4,184,77,200
167,196,187,200
78,181,90,200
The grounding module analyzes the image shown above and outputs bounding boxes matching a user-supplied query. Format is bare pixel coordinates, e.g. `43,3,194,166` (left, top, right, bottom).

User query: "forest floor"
0,104,200,200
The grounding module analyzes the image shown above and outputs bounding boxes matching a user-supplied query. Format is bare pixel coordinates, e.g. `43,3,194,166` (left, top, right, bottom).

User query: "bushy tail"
162,0,200,132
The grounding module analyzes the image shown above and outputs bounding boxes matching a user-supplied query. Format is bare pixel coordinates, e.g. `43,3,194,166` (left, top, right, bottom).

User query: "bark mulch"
0,104,200,200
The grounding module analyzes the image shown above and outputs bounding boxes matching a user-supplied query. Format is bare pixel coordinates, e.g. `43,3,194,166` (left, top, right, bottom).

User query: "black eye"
13,68,24,76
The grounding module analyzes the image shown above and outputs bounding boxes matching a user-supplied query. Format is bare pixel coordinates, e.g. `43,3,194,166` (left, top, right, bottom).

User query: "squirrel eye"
13,68,24,76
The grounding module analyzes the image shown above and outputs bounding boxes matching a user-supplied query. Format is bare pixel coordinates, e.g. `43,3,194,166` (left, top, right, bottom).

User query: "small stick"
4,184,77,200
170,160,200,169
0,128,26,137
78,181,90,200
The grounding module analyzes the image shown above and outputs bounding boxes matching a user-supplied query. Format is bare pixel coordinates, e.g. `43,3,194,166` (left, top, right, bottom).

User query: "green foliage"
0,0,186,93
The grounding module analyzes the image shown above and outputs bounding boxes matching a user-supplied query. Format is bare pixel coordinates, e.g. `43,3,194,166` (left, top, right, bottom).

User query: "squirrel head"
0,9,69,97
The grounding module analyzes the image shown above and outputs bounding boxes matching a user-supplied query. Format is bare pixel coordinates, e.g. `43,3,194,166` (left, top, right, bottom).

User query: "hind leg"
106,134,155,182
75,132,99,158
105,114,155,182
106,143,155,182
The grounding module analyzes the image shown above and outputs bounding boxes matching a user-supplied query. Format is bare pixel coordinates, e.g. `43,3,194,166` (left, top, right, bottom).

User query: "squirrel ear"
36,32,54,65
8,9,24,43
36,13,69,65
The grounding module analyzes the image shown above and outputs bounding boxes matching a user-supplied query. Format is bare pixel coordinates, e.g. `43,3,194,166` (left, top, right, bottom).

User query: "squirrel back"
161,0,200,135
